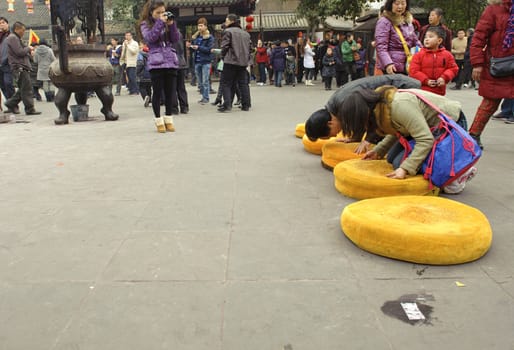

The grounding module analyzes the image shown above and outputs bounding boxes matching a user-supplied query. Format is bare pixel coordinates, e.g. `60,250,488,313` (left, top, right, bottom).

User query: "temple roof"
168,0,248,6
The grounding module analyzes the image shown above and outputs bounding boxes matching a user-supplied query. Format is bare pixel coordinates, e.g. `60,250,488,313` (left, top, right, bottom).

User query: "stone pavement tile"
227,228,352,280
101,230,229,282
0,281,90,350
232,195,338,232
53,282,223,350
33,200,148,234
365,278,514,349
222,281,389,350
0,200,60,233
0,229,126,282
134,197,233,232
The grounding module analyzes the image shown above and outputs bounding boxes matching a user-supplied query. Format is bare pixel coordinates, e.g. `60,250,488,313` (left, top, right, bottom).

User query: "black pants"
454,59,464,87
0,68,15,99
221,63,250,110
5,69,35,112
171,68,188,113
324,76,333,89
149,68,177,118
139,82,152,99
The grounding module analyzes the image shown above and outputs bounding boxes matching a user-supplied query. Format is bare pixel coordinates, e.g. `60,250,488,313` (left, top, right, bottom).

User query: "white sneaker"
463,84,469,88
443,167,477,194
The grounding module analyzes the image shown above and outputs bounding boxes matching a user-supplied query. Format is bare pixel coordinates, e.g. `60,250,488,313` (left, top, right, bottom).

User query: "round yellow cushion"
302,134,335,155
321,142,373,170
295,123,305,138
334,159,439,199
341,196,493,265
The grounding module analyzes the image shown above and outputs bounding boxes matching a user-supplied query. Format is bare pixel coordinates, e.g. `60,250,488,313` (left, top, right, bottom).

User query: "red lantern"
245,24,253,31
246,15,254,23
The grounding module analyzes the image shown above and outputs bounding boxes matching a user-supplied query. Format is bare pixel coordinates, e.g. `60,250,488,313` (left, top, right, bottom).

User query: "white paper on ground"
400,302,426,320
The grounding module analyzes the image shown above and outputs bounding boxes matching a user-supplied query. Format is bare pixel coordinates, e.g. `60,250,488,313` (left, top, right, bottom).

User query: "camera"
164,11,175,20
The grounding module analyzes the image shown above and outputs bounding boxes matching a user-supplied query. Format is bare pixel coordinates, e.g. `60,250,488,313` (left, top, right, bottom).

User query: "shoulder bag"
393,26,412,73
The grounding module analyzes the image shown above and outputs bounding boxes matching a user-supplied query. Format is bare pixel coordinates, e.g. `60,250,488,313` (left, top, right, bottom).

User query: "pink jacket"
374,11,421,73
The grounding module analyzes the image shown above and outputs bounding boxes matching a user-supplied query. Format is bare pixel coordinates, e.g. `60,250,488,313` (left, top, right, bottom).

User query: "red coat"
409,47,459,96
470,0,514,99
255,47,269,64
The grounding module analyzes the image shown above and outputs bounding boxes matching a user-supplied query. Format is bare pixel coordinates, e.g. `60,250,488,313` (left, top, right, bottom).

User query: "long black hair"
339,89,382,141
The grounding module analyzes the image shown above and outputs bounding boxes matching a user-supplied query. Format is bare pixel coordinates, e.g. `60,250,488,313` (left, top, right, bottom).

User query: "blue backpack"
397,90,482,189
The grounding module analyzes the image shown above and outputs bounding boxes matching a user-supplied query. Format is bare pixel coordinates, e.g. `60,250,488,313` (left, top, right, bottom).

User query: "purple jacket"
140,19,179,70
374,11,420,73
270,46,286,72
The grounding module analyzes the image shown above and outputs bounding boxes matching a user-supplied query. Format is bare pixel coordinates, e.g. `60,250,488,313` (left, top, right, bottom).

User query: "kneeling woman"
340,86,473,192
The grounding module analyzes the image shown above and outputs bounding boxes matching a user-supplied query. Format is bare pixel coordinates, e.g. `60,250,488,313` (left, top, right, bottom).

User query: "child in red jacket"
409,26,459,96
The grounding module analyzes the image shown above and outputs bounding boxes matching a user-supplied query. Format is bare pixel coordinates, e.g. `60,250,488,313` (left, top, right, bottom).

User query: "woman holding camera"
138,0,179,133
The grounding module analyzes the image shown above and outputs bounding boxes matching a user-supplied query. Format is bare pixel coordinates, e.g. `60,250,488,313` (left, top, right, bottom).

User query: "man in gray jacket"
218,14,251,112
4,22,40,115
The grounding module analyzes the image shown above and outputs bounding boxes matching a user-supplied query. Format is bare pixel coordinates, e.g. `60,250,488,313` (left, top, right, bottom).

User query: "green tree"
286,0,378,37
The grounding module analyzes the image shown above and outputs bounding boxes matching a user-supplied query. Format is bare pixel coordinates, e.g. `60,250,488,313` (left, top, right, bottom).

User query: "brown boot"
155,117,166,133
163,116,175,132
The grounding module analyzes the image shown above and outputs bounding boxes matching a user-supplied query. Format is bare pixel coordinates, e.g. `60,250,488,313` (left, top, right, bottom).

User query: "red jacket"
470,0,514,99
409,47,459,96
255,47,269,64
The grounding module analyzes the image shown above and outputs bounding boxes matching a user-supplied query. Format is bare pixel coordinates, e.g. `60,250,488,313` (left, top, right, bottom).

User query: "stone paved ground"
1,82,513,350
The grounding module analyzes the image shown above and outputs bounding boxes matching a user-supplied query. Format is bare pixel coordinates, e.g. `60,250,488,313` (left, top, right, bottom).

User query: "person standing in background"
418,8,453,51
374,0,421,75
0,17,15,102
4,22,41,115
468,0,514,148
171,30,189,114
107,37,122,96
191,17,214,105
121,32,140,95
219,13,251,112
450,29,468,90
33,38,56,102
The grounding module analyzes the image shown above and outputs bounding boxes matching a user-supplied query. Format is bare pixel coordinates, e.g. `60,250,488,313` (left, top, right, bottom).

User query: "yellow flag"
29,29,40,45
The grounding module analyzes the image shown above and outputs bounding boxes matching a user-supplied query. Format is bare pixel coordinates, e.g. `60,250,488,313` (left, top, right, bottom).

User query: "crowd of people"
0,0,512,143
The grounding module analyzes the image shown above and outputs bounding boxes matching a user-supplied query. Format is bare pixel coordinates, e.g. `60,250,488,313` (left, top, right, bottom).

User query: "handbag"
489,55,514,78
396,90,482,189
393,26,412,73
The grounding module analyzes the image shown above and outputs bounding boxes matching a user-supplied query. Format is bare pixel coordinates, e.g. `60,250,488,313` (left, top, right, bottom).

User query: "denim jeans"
125,66,139,94
274,70,283,87
258,62,266,83
500,98,514,116
195,63,211,102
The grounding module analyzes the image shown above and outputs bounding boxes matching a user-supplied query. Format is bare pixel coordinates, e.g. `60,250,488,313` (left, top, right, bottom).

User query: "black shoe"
217,106,231,113
241,106,249,111
209,89,217,94
504,116,514,124
491,113,508,121
211,100,221,106
234,100,241,106
180,108,189,114
470,133,484,150
5,106,20,114
26,110,42,115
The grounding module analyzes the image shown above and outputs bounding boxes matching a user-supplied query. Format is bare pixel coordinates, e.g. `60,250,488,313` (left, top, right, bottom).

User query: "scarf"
503,3,514,49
